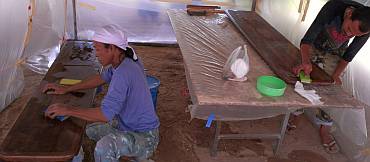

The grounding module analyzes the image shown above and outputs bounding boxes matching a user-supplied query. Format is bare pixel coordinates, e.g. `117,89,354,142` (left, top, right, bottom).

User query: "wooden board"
226,10,333,85
0,41,99,162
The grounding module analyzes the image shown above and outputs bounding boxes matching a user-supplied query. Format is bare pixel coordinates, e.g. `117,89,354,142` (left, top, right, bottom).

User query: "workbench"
0,41,100,161
168,10,364,156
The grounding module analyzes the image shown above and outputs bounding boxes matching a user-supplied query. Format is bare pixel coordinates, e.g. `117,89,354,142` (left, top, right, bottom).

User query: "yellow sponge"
60,79,82,85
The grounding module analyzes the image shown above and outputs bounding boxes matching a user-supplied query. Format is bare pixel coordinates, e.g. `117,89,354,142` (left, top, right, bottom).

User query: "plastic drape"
64,0,253,43
255,0,370,161
340,31,370,162
0,0,29,111
168,10,308,121
66,0,185,43
0,0,65,111
23,0,65,74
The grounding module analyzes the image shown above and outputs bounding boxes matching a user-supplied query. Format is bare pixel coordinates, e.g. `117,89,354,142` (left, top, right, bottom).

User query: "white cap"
93,25,128,50
93,25,137,60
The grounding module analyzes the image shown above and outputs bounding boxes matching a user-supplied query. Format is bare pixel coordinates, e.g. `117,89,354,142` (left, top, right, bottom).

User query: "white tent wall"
0,0,29,112
23,0,65,74
66,0,186,43
256,0,370,161
65,0,253,43
0,0,65,111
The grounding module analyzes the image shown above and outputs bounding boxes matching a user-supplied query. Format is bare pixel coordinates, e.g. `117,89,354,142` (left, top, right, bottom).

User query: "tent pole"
251,0,256,11
73,0,78,40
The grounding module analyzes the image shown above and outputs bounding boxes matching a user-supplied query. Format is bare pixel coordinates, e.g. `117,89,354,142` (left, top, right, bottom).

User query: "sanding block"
43,108,70,121
60,78,82,85
299,71,312,83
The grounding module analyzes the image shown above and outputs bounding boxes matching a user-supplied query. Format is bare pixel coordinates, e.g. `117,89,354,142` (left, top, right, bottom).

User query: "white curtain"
0,0,29,111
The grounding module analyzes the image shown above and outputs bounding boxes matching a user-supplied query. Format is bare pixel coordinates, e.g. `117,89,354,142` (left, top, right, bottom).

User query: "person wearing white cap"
43,25,159,162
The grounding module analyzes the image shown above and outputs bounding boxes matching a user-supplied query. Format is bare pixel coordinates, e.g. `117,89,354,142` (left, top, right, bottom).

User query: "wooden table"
225,10,333,85
0,41,100,161
168,10,364,156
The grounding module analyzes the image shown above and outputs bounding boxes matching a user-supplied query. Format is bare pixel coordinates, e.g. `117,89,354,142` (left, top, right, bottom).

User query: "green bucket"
256,76,287,96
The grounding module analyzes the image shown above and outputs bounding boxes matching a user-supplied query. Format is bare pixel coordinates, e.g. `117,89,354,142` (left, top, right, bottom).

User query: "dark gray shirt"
301,0,369,62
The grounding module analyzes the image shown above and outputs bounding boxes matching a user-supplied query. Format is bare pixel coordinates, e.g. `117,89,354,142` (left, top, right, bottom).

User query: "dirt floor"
0,45,348,162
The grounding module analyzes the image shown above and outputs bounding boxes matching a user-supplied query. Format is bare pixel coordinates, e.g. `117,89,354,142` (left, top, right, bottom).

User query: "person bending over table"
292,0,370,154
43,25,159,162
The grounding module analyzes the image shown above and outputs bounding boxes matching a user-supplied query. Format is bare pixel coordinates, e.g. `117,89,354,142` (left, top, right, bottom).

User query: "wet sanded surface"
226,10,334,85
0,41,99,162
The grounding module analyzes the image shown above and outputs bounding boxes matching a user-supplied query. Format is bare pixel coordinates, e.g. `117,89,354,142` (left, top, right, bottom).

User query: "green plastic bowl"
256,76,287,96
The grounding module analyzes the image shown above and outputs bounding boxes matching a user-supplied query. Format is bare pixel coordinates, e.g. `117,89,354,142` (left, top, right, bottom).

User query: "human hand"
333,76,342,85
293,63,312,76
42,83,69,95
44,103,71,119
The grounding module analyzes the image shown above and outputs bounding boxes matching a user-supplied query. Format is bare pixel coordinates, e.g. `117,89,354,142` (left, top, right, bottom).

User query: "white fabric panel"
0,0,29,111
256,0,328,47
66,0,185,43
65,0,251,43
22,0,65,74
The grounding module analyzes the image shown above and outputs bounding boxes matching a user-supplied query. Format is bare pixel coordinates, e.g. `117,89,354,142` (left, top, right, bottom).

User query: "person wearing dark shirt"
292,0,370,154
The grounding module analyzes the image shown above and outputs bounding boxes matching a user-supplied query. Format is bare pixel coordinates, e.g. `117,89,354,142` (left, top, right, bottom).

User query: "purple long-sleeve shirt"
100,58,159,132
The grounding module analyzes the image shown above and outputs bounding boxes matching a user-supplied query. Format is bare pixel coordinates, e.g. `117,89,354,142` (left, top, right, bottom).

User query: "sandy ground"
0,45,348,162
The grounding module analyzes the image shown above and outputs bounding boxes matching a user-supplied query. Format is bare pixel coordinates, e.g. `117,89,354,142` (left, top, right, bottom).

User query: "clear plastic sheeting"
65,0,253,43
168,10,308,121
339,37,370,162
254,1,370,161
0,0,65,111
22,0,66,74
0,0,29,111
24,46,60,74
66,0,186,43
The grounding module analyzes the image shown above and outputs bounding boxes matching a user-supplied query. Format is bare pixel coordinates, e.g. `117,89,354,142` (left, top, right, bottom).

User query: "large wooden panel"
226,10,333,85
0,41,99,161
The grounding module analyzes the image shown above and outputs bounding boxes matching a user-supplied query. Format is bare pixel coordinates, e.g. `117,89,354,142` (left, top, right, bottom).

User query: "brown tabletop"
0,41,100,161
225,10,333,85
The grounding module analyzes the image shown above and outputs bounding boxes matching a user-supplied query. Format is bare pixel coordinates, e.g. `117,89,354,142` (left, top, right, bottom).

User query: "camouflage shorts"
314,109,333,126
311,47,339,126
310,47,342,75
292,48,339,126
86,122,159,162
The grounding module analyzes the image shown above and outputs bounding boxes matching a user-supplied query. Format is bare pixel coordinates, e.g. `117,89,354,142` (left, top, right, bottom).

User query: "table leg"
273,112,290,154
251,0,257,11
210,120,221,157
